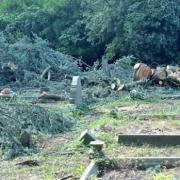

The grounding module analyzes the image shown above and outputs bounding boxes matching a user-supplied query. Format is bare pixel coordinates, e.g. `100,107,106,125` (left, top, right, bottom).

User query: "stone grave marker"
70,76,82,106
80,130,96,145
20,129,32,148
90,140,105,152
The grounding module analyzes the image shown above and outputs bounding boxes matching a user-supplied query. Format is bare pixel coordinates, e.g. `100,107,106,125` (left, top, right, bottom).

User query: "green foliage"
73,165,86,177
0,103,75,158
0,32,81,86
71,104,91,118
0,0,95,62
83,0,180,65
0,0,180,66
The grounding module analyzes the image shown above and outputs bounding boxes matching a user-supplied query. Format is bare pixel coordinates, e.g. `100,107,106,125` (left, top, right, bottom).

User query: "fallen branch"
40,66,52,79
16,160,40,167
47,70,51,81
61,175,74,180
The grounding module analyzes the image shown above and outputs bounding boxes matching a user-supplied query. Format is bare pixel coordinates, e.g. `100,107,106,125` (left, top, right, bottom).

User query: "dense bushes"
0,0,180,65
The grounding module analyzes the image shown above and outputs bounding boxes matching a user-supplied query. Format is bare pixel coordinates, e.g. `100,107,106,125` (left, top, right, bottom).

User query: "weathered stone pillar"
70,76,82,106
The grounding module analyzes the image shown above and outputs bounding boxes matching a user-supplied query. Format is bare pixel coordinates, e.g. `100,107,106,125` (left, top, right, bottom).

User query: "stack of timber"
113,63,180,91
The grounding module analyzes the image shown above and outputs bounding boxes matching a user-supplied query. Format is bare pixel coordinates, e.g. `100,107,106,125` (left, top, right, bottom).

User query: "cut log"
166,74,180,87
158,80,164,86
80,161,98,180
47,70,51,81
111,78,121,90
154,67,167,81
151,67,167,86
133,63,152,81
111,83,117,90
90,140,105,151
166,65,177,73
40,66,51,79
1,88,13,94
134,63,141,70
80,130,96,145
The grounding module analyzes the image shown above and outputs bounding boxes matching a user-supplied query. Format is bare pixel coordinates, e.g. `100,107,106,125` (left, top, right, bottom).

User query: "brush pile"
0,103,74,159
0,33,81,87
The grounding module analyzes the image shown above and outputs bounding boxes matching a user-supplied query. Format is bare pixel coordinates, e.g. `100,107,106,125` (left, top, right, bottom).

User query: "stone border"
128,114,180,120
81,157,180,179
80,161,98,180
118,134,180,146
113,157,180,168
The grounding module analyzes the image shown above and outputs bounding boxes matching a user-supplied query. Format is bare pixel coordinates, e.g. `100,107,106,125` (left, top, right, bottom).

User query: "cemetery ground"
0,87,180,180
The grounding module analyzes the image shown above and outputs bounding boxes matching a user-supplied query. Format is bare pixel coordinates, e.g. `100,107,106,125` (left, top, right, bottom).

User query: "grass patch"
0,88,180,179
151,173,176,180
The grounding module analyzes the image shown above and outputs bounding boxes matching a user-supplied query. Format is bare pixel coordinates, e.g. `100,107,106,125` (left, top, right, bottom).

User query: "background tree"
0,0,179,65
83,0,180,65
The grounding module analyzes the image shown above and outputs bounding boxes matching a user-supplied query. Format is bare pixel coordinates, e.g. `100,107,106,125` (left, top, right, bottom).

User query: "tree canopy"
0,0,179,65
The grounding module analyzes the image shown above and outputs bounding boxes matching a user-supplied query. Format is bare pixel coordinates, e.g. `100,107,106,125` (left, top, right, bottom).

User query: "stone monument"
70,76,82,106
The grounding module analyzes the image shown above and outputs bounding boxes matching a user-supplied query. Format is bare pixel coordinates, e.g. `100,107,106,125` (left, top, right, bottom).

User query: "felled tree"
0,33,81,86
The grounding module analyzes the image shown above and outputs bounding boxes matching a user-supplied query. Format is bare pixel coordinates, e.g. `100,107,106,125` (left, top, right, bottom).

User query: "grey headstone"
90,140,105,151
80,130,96,145
20,130,32,148
80,161,98,180
70,76,82,106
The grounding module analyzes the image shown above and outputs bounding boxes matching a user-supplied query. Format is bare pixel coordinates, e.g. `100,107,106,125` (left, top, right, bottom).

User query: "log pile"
166,66,180,87
152,67,167,86
111,63,180,91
